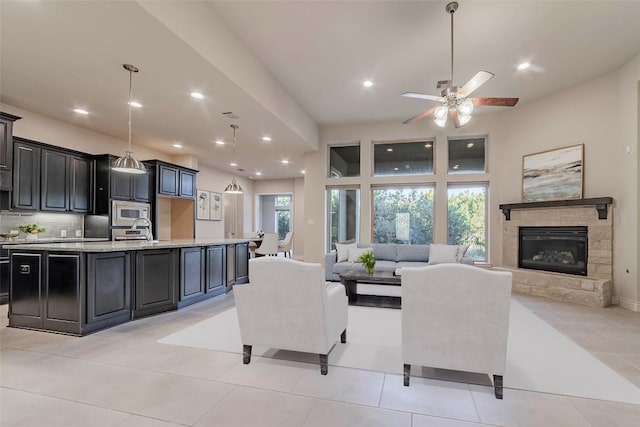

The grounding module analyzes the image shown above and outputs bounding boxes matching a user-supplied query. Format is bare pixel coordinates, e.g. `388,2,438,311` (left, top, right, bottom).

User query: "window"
275,195,292,240
329,145,360,177
373,140,434,176
447,184,487,261
326,187,360,251
448,137,486,174
372,186,434,244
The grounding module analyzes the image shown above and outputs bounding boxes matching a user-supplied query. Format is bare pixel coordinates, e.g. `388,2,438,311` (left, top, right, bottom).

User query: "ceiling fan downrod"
446,2,458,86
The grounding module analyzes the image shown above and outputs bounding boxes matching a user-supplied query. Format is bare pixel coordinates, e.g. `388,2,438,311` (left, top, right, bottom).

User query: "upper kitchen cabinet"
94,154,150,214
11,138,92,213
0,112,21,191
144,160,197,199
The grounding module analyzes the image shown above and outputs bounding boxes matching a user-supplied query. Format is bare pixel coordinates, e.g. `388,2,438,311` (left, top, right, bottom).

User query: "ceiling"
2,1,639,180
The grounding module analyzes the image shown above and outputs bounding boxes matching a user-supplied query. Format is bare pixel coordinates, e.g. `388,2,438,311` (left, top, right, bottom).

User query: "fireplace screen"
518,226,587,276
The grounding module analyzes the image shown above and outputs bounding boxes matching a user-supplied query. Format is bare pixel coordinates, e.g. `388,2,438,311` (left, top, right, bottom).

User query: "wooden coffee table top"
339,270,401,285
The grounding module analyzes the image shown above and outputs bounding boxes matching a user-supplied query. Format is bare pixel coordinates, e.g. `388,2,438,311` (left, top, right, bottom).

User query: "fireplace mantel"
499,197,613,221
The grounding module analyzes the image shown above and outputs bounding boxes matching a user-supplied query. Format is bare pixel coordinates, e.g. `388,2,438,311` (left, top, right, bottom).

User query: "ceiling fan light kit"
401,2,519,128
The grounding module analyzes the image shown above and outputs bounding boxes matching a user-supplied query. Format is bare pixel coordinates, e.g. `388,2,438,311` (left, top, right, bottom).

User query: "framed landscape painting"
522,144,584,202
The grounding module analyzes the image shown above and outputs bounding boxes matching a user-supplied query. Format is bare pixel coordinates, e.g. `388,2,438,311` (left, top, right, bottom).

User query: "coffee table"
339,270,401,309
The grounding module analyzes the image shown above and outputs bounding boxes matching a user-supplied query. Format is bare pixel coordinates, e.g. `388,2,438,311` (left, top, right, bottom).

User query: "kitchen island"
4,239,250,335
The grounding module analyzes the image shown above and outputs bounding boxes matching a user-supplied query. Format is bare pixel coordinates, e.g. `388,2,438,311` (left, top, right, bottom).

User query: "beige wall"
304,54,640,310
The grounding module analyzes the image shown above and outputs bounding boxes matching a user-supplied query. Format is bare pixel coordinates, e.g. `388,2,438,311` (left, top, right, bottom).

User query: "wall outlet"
60,230,67,238
75,230,82,237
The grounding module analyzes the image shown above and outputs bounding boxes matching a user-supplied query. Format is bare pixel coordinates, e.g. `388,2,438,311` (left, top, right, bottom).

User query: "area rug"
158,300,640,404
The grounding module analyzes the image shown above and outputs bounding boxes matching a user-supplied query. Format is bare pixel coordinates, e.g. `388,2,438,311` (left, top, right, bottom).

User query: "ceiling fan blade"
471,97,519,107
451,110,462,128
459,71,494,97
401,92,443,102
403,107,436,125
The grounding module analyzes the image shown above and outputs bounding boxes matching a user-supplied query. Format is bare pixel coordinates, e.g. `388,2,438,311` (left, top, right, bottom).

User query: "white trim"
617,296,640,312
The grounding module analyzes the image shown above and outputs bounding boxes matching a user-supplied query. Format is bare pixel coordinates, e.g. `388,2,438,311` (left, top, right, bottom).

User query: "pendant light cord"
450,6,454,85
128,69,133,152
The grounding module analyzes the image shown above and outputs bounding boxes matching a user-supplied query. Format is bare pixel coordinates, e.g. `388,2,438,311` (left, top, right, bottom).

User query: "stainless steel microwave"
111,200,150,227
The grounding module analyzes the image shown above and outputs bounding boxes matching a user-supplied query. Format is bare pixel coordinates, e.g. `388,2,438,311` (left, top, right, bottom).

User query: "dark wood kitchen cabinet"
0,112,21,191
178,247,205,307
145,160,197,199
41,149,69,211
0,249,8,305
69,155,92,213
235,242,249,284
206,245,226,297
94,154,150,215
86,252,131,331
133,249,178,319
9,252,43,329
12,139,41,210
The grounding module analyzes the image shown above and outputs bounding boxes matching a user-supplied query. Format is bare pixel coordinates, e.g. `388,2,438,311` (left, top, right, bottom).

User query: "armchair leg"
403,364,411,386
243,345,252,364
340,329,347,343
493,374,503,399
319,354,328,375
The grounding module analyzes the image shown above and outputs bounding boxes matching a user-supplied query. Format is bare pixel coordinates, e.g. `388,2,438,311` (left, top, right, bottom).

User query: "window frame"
326,185,361,252
446,182,489,262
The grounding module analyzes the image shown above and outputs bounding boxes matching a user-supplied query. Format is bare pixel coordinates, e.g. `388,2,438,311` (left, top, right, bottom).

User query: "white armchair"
401,264,512,399
278,231,293,257
254,232,279,257
234,257,348,374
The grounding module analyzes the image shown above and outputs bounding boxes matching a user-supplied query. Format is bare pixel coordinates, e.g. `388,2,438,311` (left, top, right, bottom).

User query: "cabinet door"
87,252,130,325
159,165,178,196
179,247,204,301
41,149,69,211
70,156,91,213
235,243,249,284
134,249,177,318
111,170,133,200
179,170,195,198
12,142,41,210
226,244,235,289
132,172,150,202
206,245,225,296
9,253,43,329
44,254,80,334
0,119,12,191
0,257,9,305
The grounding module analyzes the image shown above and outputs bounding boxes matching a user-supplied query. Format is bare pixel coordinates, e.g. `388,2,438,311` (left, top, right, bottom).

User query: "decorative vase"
365,263,375,275
25,233,38,240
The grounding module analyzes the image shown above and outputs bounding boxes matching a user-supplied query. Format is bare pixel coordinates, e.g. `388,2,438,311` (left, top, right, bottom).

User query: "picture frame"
210,192,222,221
197,190,211,220
522,144,584,202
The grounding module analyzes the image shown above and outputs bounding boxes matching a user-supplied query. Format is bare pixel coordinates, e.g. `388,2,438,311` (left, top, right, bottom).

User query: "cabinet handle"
19,265,30,274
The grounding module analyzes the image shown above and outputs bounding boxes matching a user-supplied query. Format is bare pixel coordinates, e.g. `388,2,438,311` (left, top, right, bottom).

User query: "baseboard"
617,296,640,312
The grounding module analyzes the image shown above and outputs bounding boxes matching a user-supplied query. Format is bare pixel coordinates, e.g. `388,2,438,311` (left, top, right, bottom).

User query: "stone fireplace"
498,198,613,307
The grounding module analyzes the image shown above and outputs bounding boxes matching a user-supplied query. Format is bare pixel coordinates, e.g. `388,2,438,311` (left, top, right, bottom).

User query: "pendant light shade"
224,124,243,194
112,64,146,174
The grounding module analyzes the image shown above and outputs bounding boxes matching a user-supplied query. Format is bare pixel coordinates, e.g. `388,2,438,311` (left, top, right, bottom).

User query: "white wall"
304,54,640,309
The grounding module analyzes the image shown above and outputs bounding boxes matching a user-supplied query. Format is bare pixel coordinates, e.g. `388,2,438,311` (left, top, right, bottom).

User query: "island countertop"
2,238,256,252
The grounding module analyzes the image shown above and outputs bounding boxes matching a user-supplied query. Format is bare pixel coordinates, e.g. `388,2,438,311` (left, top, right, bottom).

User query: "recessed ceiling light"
424,143,432,148
517,62,531,71
255,171,262,176
262,136,272,142
393,167,399,171
172,143,182,148
363,80,373,88
301,170,306,174
281,159,289,164
215,140,225,145
386,148,393,152
73,108,89,115
467,142,474,148
453,164,460,169
128,101,142,108
230,162,237,167
190,92,204,99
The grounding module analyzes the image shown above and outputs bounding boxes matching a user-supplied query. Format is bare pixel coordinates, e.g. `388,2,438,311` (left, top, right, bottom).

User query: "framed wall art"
197,190,211,220
210,192,222,221
522,144,584,202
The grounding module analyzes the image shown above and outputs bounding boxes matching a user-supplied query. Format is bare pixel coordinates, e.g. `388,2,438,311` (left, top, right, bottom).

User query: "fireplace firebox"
518,226,588,276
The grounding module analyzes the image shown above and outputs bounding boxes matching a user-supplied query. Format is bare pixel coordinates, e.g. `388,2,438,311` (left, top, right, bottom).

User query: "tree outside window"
447,185,487,261
372,187,434,244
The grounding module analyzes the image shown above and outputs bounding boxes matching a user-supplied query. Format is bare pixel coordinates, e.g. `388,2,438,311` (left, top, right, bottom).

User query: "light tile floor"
1,293,640,427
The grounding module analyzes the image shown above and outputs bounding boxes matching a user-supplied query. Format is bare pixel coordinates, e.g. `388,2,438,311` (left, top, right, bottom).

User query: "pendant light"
224,124,243,194
112,64,146,174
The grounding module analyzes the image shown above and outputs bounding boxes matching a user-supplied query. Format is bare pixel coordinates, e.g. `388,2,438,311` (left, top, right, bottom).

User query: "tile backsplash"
0,212,83,238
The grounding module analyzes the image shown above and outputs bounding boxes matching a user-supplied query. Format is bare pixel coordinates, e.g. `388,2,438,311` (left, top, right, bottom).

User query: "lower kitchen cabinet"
134,249,178,319
235,242,249,284
0,249,9,305
9,252,43,329
44,253,81,334
86,252,131,332
178,247,205,308
206,245,226,297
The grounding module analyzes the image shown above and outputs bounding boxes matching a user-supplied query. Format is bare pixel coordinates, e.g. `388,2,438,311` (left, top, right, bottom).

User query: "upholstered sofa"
324,243,474,281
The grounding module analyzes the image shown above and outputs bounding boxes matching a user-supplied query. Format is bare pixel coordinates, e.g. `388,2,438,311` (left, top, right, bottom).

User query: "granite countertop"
0,237,108,245
2,238,254,252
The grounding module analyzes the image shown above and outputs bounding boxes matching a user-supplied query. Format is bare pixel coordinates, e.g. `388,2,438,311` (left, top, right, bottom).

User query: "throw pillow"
335,242,357,262
428,244,459,265
456,245,470,262
348,247,369,263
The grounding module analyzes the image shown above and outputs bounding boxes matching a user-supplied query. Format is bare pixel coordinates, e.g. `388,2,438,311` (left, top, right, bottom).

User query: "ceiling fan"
402,2,519,127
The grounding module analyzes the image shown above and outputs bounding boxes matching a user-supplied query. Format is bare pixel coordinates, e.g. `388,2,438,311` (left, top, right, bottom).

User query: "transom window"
373,140,434,176
329,144,360,177
448,136,486,174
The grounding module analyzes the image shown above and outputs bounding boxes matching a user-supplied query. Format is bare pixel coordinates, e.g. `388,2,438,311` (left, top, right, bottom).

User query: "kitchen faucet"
131,217,153,241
